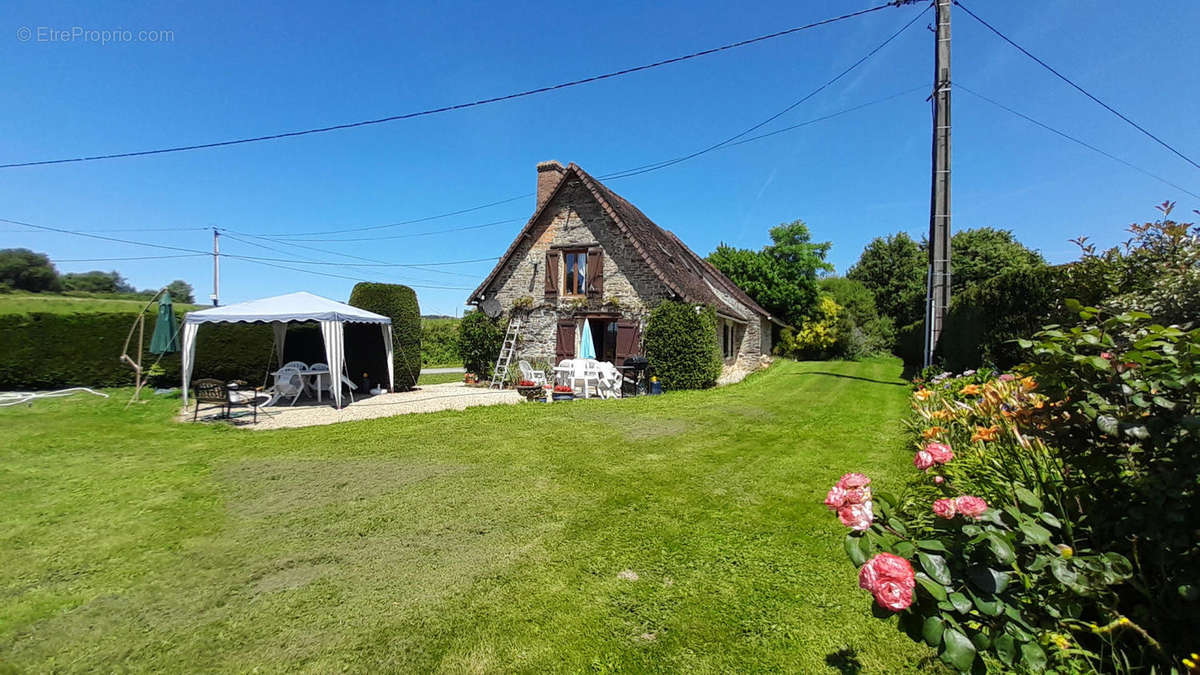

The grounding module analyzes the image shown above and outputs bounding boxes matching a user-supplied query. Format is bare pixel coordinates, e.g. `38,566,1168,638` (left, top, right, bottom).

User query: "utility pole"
924,0,952,368
211,227,220,306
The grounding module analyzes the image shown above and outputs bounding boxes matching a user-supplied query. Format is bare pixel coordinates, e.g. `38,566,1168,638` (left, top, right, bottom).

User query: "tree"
708,219,832,326
164,280,195,304
61,270,128,294
0,248,60,292
456,310,504,379
643,301,722,390
949,227,1044,295
847,233,925,327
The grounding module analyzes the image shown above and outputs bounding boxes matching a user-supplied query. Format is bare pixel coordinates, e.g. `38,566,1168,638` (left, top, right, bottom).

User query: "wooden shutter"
555,319,576,362
615,319,641,366
586,248,603,297
544,250,560,298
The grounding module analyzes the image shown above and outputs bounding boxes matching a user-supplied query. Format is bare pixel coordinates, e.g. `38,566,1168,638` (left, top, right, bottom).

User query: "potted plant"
516,379,543,401
551,384,574,401
464,372,478,385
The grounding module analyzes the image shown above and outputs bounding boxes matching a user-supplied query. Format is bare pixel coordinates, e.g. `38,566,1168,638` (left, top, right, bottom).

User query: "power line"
218,230,490,279
599,2,932,181
264,218,520,243
0,2,908,171
51,253,209,263
226,257,474,290
954,0,1200,171
4,226,211,233
246,5,928,241
1,216,499,270
956,84,1200,200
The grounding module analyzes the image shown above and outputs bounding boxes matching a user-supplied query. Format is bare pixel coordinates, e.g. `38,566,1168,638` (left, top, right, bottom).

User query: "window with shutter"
586,248,603,297
555,319,576,362
545,250,560,298
562,250,587,296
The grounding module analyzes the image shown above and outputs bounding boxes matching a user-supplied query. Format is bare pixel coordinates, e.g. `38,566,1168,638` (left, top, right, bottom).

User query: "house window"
722,321,735,359
562,250,588,296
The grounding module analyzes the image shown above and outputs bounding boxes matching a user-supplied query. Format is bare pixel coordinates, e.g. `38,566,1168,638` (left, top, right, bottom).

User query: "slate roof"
469,163,781,325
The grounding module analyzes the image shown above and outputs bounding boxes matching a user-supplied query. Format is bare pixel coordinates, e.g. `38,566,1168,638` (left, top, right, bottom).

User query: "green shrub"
456,311,503,379
937,265,1064,372
348,282,421,391
0,310,273,389
643,301,721,390
421,318,460,366
896,320,926,376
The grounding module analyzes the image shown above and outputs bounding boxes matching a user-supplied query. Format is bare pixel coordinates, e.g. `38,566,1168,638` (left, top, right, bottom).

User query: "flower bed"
824,372,1143,672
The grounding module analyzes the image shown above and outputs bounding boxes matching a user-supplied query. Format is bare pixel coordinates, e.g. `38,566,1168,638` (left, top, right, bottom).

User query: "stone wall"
479,178,672,363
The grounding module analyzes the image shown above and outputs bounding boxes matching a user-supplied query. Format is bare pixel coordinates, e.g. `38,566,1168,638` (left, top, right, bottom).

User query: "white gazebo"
181,291,393,409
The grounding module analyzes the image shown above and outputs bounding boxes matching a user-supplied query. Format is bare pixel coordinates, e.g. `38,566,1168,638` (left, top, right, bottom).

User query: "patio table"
270,369,358,403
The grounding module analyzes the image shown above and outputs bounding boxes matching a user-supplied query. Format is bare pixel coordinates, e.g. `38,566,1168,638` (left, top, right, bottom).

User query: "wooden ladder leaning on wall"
489,316,523,389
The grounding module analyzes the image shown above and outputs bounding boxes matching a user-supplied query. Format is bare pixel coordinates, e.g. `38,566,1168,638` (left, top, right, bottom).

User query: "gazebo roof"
183,291,390,325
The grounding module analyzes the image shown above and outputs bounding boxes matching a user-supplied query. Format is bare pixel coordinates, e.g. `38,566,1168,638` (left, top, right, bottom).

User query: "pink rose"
858,560,880,592
954,495,988,519
999,374,1016,382
933,475,945,485
932,498,956,519
843,486,872,505
926,442,954,464
837,502,874,531
837,472,871,489
1100,352,1113,360
859,553,916,610
824,485,848,511
873,580,914,612
913,450,935,471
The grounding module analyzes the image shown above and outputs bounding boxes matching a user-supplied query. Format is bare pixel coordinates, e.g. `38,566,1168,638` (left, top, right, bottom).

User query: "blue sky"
2,1,1197,314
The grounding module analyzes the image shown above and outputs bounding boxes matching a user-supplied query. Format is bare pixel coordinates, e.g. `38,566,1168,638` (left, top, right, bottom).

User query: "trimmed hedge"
348,283,421,391
644,301,722,390
0,310,274,389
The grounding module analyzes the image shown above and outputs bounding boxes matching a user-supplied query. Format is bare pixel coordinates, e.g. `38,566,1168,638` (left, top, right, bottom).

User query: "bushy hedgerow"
0,310,273,389
348,282,421,391
456,311,503,378
421,318,460,366
937,266,1065,373
643,301,722,390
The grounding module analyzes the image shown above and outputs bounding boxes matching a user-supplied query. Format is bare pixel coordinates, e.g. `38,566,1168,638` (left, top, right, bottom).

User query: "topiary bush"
348,282,421,391
421,318,461,366
456,310,503,379
643,301,722,390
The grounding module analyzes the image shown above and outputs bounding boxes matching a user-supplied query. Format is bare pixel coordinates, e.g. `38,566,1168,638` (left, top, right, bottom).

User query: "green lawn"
0,358,935,672
0,291,202,314
418,371,466,386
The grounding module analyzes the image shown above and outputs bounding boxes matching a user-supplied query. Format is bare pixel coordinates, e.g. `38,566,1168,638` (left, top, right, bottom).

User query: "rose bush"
826,374,1143,672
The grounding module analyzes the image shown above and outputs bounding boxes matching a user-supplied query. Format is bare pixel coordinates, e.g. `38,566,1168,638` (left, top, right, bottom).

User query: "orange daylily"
914,389,933,401
931,409,954,421
960,384,981,395
972,425,1002,442
1021,376,1037,392
923,426,947,439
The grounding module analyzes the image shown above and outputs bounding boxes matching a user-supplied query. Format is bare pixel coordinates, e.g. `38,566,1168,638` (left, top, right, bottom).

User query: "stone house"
468,161,784,378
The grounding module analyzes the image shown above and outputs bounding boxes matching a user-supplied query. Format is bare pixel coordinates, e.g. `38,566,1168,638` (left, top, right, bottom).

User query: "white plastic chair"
518,360,548,386
308,363,333,403
571,360,601,399
267,366,305,406
281,360,308,371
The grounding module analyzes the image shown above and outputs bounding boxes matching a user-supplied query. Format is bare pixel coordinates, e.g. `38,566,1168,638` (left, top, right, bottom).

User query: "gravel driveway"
191,382,522,430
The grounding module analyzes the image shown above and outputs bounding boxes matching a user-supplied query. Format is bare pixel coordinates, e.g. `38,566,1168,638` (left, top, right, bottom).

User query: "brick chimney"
536,160,565,210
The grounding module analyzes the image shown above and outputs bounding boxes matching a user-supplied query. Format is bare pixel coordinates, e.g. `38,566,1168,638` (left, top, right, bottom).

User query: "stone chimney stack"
536,160,565,210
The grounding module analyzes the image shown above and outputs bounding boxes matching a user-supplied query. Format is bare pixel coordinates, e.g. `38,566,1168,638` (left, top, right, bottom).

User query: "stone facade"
471,162,775,375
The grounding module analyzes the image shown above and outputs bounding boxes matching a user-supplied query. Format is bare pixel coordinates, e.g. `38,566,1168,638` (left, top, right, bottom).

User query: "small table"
271,369,359,403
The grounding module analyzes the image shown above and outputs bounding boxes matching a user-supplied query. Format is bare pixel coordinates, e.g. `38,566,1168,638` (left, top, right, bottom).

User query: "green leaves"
1019,521,1052,547
844,533,869,566
967,565,1009,595
918,552,952,585
914,572,948,601
947,592,972,614
939,628,977,671
986,533,1015,565
922,616,944,647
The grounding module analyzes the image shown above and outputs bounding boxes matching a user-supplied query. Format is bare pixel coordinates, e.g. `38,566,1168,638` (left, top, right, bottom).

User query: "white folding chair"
308,363,333,403
281,360,308,371
267,366,305,406
518,360,548,386
571,360,601,399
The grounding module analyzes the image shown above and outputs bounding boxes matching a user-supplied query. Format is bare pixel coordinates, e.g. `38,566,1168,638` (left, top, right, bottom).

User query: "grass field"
0,291,202,314
417,371,465,386
0,358,935,672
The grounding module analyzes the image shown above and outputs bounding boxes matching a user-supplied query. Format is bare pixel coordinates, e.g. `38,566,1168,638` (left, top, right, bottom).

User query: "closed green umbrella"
149,291,180,355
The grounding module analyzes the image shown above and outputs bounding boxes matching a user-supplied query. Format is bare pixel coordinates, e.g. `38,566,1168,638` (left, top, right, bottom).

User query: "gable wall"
478,178,673,365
